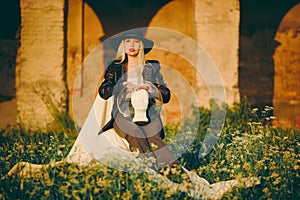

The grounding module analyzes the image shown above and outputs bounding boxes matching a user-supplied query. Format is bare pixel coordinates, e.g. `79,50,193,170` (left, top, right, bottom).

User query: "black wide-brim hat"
110,29,154,54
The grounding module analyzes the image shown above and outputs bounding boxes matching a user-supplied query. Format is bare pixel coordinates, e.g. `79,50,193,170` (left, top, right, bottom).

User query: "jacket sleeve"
147,60,171,104
98,65,116,100
155,72,171,104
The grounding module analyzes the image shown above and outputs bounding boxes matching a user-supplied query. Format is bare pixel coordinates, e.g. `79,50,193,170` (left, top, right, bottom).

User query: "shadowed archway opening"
239,0,299,111
85,0,171,41
70,0,195,125
84,0,171,63
273,3,300,128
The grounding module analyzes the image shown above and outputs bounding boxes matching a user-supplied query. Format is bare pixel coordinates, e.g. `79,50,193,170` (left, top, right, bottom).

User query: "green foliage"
33,85,77,134
1,162,190,200
175,99,300,200
0,129,75,175
1,98,299,199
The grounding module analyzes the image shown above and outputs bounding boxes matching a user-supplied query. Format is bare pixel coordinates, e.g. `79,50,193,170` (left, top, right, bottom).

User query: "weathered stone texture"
273,3,300,128
15,0,241,129
16,0,67,130
194,0,240,106
67,1,103,123
0,39,19,97
67,0,83,117
146,0,198,122
274,31,300,101
69,0,241,126
274,32,300,128
238,31,275,107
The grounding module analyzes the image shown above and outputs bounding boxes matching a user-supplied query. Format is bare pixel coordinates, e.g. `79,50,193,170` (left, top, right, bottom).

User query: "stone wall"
0,40,19,99
67,1,104,127
15,0,240,130
273,4,300,128
239,30,275,108
146,0,198,122
0,39,19,129
16,0,67,130
7,0,300,130
194,0,240,106
68,0,240,127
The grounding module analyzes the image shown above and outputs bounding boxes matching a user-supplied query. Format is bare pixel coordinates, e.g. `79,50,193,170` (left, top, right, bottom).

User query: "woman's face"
124,38,141,56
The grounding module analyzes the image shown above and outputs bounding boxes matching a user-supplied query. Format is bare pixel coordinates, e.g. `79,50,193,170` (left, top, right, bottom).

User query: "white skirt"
66,95,132,165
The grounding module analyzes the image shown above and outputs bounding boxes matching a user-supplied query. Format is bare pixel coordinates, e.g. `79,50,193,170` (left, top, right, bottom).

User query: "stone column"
67,1,105,128
273,4,300,128
67,0,83,116
194,0,240,106
16,0,67,130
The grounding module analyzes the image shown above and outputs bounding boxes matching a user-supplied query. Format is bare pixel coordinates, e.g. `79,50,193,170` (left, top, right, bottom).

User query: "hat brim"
110,35,154,54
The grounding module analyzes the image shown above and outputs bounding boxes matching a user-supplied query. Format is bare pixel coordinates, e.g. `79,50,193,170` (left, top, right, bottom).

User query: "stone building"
0,0,299,130
273,3,300,128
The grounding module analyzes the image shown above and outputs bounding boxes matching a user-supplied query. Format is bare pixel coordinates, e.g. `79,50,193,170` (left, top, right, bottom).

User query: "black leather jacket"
98,59,170,137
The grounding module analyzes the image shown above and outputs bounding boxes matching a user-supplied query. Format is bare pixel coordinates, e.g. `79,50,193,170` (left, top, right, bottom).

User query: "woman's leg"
145,132,180,168
113,112,179,168
113,121,149,152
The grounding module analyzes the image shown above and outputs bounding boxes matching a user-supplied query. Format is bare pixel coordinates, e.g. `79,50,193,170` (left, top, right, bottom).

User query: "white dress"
66,95,132,165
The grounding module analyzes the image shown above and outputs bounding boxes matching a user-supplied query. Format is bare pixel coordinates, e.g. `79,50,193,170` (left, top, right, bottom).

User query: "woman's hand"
136,83,153,94
122,81,137,91
123,82,154,93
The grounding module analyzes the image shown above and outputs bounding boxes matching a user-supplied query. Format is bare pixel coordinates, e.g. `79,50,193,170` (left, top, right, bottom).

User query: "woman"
8,29,260,199
98,29,179,170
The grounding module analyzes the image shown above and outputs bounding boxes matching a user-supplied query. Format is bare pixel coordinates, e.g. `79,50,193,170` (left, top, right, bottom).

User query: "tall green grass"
0,99,299,199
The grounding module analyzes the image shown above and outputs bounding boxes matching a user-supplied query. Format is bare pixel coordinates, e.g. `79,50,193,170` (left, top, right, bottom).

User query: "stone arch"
84,0,171,39
68,0,241,125
67,1,105,126
239,1,300,109
69,0,189,125
13,0,240,130
273,3,300,128
146,0,197,123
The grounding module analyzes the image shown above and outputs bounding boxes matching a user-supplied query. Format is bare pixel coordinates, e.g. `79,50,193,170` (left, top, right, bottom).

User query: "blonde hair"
115,39,146,85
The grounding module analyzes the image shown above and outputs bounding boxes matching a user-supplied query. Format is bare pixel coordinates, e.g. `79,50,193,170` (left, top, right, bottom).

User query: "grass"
0,99,299,199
